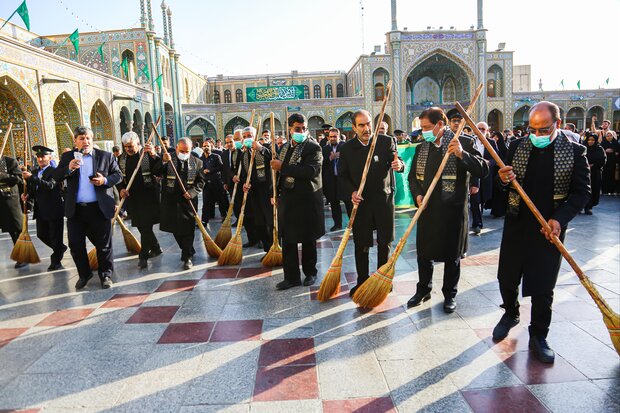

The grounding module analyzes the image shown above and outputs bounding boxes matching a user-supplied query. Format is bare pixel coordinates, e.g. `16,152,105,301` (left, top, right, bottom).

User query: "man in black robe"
339,110,404,297
117,132,162,269
22,145,66,271
0,150,25,268
200,143,228,225
322,127,348,231
492,102,590,363
407,107,488,313
157,137,204,270
238,126,273,252
271,113,325,290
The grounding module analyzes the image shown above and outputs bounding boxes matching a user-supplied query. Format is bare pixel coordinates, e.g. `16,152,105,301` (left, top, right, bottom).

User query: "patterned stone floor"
0,197,619,413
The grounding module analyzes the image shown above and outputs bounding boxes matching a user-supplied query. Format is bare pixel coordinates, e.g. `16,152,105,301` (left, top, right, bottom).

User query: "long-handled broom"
10,121,41,265
316,80,393,301
153,127,222,258
352,83,484,308
262,112,282,267
218,117,263,265
456,101,620,356
84,117,162,269
215,110,256,249
0,122,14,157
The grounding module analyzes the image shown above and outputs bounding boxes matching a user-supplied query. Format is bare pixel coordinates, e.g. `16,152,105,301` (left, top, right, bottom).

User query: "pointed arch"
53,92,81,152
90,99,113,141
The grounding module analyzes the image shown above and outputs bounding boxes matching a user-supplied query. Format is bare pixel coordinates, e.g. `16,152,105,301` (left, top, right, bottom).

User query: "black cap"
393,129,405,135
322,124,333,129
32,145,54,156
446,109,463,120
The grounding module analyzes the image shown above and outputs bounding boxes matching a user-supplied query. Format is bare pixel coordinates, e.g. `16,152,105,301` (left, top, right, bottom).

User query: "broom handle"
455,102,608,307
112,116,162,222
343,80,393,230
0,122,14,157
22,121,30,216
234,117,263,233
270,112,279,234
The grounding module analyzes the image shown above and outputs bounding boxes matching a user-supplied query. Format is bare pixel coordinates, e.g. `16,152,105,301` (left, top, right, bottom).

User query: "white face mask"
177,152,190,161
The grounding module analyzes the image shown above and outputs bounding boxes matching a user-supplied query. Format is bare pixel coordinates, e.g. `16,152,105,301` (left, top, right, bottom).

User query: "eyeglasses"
527,124,555,135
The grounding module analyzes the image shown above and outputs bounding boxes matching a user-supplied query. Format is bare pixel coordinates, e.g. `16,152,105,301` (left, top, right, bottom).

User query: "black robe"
0,156,23,234
240,146,272,227
498,137,590,296
408,135,488,261
489,136,509,217
338,134,402,247
117,152,161,228
600,139,619,194
585,143,606,208
156,153,204,235
277,140,325,243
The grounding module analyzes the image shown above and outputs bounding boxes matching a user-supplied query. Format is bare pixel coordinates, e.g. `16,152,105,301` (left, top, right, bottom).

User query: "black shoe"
101,276,113,289
529,335,555,363
243,241,258,248
584,209,593,215
492,313,520,341
443,297,457,313
14,262,27,269
183,259,193,270
149,248,163,258
138,258,148,269
303,275,317,286
47,262,64,271
276,280,302,290
407,292,431,308
75,274,93,290
329,225,342,232
349,284,359,298
473,226,481,235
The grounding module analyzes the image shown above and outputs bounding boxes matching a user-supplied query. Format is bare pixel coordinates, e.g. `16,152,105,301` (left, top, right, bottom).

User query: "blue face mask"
529,133,553,149
292,132,307,144
243,138,253,148
234,141,243,149
422,130,436,143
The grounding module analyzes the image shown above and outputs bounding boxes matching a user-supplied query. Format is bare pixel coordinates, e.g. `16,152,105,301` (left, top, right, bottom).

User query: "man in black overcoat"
271,113,325,290
338,110,404,297
322,127,348,231
492,102,590,363
0,149,25,268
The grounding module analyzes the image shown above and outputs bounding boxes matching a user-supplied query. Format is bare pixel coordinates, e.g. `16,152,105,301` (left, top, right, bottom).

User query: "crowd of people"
0,100,608,363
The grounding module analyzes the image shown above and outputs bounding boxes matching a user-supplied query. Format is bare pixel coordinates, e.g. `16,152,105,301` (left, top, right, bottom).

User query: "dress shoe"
183,259,193,270
443,297,457,313
303,275,317,286
529,335,555,363
101,276,113,289
138,258,148,269
349,284,359,297
47,262,64,271
14,262,27,269
243,241,258,248
492,313,520,341
407,292,431,308
473,226,481,235
584,209,593,215
276,280,302,290
329,225,342,232
75,274,93,290
149,248,163,258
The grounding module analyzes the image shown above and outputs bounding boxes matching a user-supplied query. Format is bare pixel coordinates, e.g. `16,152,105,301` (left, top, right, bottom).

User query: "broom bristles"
261,239,282,267
10,232,41,264
352,260,396,308
214,216,232,249
88,247,98,270
195,217,222,258
317,228,352,301
218,233,243,265
119,221,141,254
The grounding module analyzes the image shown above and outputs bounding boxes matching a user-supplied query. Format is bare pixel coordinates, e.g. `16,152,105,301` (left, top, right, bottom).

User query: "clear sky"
2,0,619,90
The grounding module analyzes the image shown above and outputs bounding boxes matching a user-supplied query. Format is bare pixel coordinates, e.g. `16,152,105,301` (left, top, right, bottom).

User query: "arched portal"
186,117,217,141
336,111,355,140
90,100,113,141
487,109,504,132
132,109,143,137
53,92,81,152
587,106,605,129
164,103,174,138
119,106,131,135
0,75,45,157
373,68,390,101
224,116,249,136
487,65,504,98
374,114,392,135
144,112,153,141
513,105,531,129
121,49,136,83
566,107,585,130
308,116,325,138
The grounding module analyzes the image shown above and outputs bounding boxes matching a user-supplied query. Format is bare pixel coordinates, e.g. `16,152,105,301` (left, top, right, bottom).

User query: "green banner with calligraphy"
246,85,304,102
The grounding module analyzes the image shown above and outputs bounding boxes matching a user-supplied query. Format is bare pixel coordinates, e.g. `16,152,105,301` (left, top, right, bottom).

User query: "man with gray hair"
117,131,163,269
156,137,205,269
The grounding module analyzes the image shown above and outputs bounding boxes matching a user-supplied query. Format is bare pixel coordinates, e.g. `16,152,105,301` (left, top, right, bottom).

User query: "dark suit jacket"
53,148,122,220
27,165,64,221
222,148,242,188
321,141,345,202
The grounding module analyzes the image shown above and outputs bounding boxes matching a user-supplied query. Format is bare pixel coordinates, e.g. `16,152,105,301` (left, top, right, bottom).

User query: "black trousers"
469,192,483,228
36,216,66,265
137,224,160,260
329,201,343,228
282,241,317,282
67,203,113,280
416,257,461,299
255,223,272,252
173,232,195,261
354,242,390,286
9,231,19,244
499,277,554,339
202,181,229,221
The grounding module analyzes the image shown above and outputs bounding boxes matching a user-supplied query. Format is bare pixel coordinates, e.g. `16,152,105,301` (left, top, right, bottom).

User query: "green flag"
605,77,610,85
140,65,150,81
577,80,581,90
120,57,129,77
97,43,105,64
560,79,564,88
0,0,30,31
69,29,79,55
153,74,163,89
